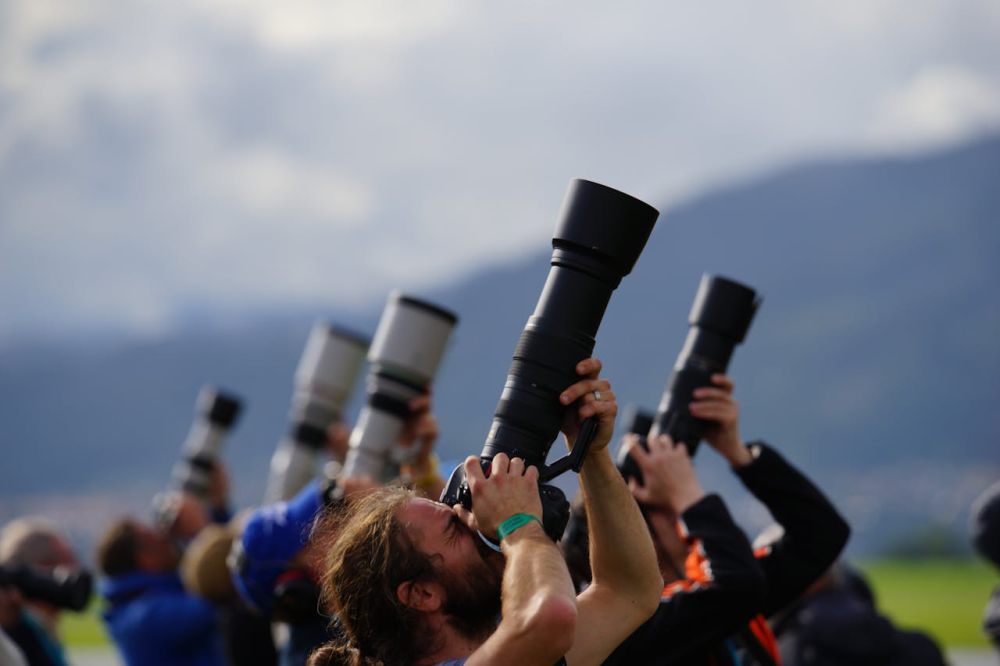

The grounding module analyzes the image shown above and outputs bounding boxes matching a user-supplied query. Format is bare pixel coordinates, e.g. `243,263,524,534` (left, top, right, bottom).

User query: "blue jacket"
101,571,224,666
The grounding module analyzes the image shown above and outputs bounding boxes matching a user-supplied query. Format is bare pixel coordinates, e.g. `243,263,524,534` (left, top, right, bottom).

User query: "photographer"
96,518,224,665
232,395,440,666
0,518,81,666
154,460,233,547
596,374,850,665
309,358,662,666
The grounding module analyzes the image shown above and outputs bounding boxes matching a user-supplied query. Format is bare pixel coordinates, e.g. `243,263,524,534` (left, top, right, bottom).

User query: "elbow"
515,594,578,659
832,513,851,555
637,572,663,619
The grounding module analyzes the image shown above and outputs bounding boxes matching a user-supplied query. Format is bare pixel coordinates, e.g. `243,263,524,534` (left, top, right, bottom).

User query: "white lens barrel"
342,406,407,480
264,324,370,502
292,323,369,427
172,387,241,499
181,420,228,460
343,292,457,481
263,436,324,503
368,292,457,386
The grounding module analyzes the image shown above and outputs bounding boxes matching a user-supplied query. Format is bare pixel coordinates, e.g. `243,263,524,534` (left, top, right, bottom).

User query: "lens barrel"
620,274,759,482
481,180,658,468
264,323,370,502
443,179,657,540
342,292,458,481
614,405,654,482
0,565,93,611
172,387,243,498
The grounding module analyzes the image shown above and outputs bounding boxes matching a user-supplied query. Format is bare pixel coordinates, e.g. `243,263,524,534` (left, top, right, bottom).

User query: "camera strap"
539,417,598,482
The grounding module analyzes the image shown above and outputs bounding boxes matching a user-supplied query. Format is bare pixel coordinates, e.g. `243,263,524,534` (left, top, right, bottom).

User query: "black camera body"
618,274,760,482
442,179,658,541
0,565,93,612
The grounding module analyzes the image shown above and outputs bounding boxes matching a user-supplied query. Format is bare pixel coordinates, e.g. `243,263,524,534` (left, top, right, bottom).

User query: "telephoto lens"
0,565,93,612
171,387,243,500
620,274,760,482
264,323,370,502
341,292,458,481
620,404,654,439
442,179,658,540
613,406,655,483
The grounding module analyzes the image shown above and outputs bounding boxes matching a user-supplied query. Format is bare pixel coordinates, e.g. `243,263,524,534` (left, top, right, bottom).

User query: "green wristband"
497,513,542,542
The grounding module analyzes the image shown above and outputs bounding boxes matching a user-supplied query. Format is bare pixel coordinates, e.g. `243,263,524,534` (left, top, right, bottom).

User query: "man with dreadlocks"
309,358,662,666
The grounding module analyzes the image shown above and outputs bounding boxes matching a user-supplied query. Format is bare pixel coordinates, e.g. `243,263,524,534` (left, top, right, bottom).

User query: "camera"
264,323,370,502
0,565,93,612
171,386,242,500
618,274,760,481
619,404,654,440
442,179,658,540
342,292,458,481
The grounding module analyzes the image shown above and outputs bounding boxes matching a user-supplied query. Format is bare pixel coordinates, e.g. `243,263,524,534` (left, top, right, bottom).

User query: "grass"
62,601,111,648
859,559,996,648
58,559,998,649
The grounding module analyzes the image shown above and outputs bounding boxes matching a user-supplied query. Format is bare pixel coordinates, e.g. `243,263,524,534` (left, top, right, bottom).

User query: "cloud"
867,65,1000,150
1,0,999,343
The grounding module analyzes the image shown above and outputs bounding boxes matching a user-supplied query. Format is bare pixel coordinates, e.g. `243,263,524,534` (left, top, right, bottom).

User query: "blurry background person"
0,518,81,666
153,460,233,548
970,479,1000,652
95,518,224,666
232,394,442,666
180,513,278,666
770,560,947,666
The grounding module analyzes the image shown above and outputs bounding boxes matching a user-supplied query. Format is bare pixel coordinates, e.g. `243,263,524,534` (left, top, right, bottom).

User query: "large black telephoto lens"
171,387,243,500
618,274,760,481
442,179,658,539
0,565,93,612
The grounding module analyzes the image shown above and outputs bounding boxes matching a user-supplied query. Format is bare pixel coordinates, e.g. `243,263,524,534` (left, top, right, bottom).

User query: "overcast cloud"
1,0,999,344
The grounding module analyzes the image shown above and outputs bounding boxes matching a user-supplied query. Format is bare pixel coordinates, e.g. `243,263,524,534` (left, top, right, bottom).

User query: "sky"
1,0,999,345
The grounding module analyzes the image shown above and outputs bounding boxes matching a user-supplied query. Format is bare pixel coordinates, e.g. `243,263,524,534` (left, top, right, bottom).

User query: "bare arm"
459,454,578,666
560,358,662,666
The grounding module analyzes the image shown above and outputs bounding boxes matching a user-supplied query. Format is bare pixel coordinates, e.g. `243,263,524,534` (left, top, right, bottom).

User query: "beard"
438,544,504,642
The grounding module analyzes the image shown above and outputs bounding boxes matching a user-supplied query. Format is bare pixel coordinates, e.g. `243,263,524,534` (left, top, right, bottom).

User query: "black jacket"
604,442,850,666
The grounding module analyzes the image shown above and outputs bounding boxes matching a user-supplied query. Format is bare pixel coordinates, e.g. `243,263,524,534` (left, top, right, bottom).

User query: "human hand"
325,421,351,462
454,453,542,541
208,461,230,512
559,358,617,452
626,434,705,514
399,394,440,473
689,374,751,467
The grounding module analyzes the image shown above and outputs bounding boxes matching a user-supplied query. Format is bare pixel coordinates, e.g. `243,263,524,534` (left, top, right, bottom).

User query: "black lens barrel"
0,565,93,611
652,274,759,455
481,180,658,469
199,388,243,428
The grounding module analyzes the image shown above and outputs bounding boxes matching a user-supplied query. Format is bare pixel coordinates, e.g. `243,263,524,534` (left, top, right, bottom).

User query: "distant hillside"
2,135,998,554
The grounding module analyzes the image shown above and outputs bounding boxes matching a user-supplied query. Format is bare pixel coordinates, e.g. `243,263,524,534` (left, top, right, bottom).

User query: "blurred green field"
859,559,996,648
60,559,997,649
62,602,110,648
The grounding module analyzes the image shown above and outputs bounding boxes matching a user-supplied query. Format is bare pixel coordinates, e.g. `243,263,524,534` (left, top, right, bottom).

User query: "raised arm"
559,358,662,666
691,374,850,616
462,454,578,666
607,435,766,663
